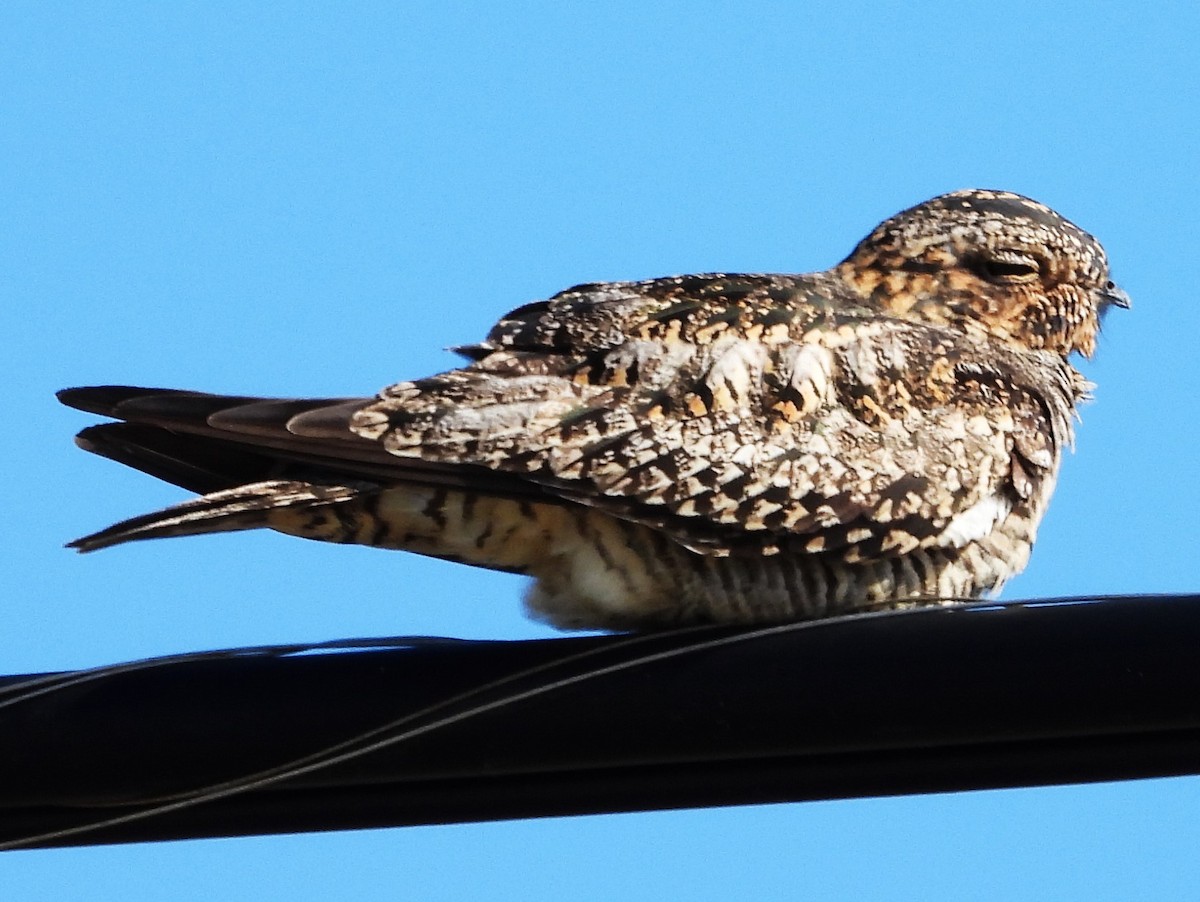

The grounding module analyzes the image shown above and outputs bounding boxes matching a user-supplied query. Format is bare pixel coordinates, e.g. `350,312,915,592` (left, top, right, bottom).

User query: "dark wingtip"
65,524,119,553
72,424,133,461
57,386,171,416
66,524,149,554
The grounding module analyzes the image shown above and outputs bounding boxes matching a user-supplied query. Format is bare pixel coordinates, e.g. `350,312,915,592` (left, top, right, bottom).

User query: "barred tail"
68,481,365,553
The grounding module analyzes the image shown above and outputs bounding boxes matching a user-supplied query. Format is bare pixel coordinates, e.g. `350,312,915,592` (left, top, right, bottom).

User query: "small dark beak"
1102,280,1132,310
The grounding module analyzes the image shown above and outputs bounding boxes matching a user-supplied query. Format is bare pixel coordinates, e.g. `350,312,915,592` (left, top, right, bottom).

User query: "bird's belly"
269,484,1034,630
523,508,1037,630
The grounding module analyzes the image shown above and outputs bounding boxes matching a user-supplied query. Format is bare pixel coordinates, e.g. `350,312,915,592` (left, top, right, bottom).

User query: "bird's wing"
57,386,555,502
354,276,1082,557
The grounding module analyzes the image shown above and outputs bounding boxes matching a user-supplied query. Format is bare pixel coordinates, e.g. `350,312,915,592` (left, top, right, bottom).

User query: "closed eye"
970,251,1041,283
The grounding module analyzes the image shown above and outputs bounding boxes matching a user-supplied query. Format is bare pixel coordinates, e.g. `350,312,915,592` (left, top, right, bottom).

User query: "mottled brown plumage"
59,189,1128,629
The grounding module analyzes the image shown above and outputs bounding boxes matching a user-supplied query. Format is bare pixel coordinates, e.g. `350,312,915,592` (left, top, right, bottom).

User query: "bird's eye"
970,251,1041,284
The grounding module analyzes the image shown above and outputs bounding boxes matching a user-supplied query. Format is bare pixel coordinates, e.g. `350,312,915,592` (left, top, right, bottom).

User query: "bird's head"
834,189,1129,358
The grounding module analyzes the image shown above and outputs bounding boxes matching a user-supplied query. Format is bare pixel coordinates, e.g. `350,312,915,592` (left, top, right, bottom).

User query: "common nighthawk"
60,189,1127,630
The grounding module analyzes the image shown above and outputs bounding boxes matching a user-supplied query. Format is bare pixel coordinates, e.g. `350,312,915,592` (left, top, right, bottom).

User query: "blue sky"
5,1,1200,898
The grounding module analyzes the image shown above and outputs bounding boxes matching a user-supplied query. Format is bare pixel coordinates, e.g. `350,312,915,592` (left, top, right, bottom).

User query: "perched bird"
60,189,1128,630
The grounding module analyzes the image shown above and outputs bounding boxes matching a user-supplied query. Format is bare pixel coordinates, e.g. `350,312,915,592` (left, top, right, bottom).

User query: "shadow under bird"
60,189,1129,630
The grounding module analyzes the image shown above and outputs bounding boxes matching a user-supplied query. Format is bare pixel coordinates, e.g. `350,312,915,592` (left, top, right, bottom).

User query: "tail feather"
68,480,364,553
59,384,559,554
